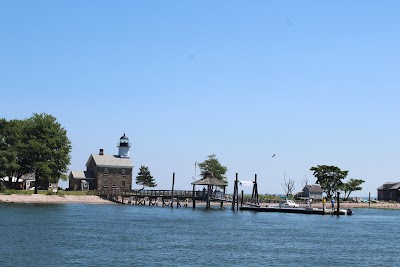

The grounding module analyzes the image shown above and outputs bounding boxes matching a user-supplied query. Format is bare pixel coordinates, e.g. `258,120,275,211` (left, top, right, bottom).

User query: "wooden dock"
240,206,352,215
89,174,351,215
91,189,231,208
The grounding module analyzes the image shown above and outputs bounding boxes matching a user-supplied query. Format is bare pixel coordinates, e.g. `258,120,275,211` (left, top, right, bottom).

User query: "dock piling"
171,172,175,208
231,173,238,211
336,192,340,216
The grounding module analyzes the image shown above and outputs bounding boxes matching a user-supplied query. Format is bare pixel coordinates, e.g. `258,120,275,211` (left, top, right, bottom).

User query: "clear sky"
1,1,399,197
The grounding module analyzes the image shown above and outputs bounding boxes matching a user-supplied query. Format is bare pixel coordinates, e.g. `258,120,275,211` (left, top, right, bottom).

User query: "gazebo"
191,172,228,208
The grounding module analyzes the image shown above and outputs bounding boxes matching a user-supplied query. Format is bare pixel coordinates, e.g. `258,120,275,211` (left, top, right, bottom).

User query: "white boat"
279,199,300,208
326,208,353,215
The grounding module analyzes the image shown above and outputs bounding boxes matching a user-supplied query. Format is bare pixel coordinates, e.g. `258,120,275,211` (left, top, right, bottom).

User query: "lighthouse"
117,133,131,158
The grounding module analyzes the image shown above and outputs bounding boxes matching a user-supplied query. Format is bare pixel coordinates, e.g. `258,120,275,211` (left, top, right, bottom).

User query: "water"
1,203,399,267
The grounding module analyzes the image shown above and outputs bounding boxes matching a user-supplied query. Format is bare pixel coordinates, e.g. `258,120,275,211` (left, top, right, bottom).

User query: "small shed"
377,182,400,201
191,172,228,208
69,171,96,190
300,185,324,200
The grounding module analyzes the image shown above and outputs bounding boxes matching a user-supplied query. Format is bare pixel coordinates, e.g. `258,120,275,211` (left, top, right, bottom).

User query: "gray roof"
304,185,323,193
70,171,95,180
377,182,400,190
87,154,133,168
191,177,228,186
20,173,35,181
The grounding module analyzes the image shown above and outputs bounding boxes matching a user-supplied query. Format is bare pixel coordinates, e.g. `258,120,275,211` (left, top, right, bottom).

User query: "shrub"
4,189,17,195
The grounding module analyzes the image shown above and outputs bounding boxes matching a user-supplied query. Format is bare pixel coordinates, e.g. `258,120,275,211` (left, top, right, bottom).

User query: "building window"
104,168,108,175
121,180,126,187
122,169,126,176
112,180,117,188
103,179,108,188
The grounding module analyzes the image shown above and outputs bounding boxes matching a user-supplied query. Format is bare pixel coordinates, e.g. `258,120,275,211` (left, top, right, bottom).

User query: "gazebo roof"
191,177,228,187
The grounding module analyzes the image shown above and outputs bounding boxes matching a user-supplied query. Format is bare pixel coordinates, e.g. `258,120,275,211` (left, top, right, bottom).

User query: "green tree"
136,165,157,189
310,165,348,198
341,178,365,200
197,154,228,184
0,119,28,189
23,113,71,194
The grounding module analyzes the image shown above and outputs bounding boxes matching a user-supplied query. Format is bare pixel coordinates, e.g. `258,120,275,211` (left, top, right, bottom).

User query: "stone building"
69,134,133,191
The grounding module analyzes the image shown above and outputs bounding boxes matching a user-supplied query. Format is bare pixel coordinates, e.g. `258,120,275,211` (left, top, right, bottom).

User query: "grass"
2,189,31,195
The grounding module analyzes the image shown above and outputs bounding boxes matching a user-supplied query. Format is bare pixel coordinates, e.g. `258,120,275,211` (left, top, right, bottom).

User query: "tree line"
310,165,365,200
282,165,365,200
1,115,364,200
137,155,364,200
0,114,71,193
135,154,228,189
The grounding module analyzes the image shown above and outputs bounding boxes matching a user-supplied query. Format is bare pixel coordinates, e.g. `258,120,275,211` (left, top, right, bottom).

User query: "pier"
91,171,232,208
92,188,231,208
90,173,351,215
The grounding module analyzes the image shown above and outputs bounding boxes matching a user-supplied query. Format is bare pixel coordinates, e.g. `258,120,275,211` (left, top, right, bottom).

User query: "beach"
0,194,114,204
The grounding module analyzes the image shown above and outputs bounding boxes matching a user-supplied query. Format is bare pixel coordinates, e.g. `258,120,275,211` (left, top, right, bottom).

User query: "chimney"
99,149,104,155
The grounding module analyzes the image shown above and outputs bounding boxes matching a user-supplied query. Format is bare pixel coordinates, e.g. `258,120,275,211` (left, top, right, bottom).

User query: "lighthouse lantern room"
118,133,130,158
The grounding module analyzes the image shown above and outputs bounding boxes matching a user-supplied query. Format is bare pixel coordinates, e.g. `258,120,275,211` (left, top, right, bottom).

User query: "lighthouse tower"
117,133,131,158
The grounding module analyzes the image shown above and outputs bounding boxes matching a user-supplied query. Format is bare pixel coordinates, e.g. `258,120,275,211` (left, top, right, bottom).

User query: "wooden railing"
89,189,226,199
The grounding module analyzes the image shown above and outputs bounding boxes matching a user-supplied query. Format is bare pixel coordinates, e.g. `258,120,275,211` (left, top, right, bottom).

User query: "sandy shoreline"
0,194,114,204
1,194,400,209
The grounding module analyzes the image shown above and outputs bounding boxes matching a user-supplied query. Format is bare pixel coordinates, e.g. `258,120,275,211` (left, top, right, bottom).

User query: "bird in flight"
272,154,276,157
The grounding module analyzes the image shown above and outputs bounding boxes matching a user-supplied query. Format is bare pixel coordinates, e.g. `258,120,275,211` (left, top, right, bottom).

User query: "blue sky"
1,1,399,196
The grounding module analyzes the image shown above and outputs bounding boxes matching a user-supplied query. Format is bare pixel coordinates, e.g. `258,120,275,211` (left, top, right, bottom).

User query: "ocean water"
0,203,398,267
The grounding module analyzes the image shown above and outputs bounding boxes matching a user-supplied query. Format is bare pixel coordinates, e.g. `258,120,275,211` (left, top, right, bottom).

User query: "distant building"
377,182,400,201
69,134,133,191
21,173,36,190
296,184,324,200
1,173,50,191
